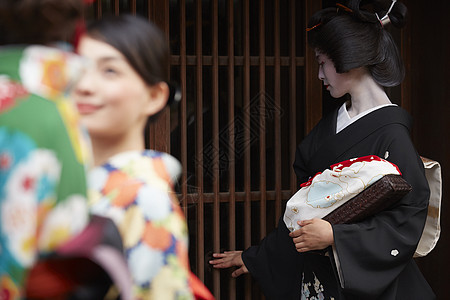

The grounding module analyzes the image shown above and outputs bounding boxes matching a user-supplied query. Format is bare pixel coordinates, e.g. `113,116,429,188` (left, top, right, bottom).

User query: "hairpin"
336,3,353,13
306,22,322,32
376,0,397,27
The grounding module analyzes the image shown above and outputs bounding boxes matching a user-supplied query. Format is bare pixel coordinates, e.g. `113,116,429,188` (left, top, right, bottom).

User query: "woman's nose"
73,69,94,96
318,67,324,81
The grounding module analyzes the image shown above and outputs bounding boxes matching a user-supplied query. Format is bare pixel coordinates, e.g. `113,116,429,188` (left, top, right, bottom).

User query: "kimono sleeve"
293,143,311,186
332,123,430,298
242,217,303,300
37,99,90,252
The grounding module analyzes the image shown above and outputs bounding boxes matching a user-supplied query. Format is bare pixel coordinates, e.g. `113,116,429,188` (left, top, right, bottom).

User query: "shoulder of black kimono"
376,105,412,130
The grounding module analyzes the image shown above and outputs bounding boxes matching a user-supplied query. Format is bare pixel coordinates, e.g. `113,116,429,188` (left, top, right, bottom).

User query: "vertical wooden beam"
114,0,119,16
179,0,188,217
289,0,297,193
273,0,282,219
149,0,171,152
243,1,252,298
259,0,267,240
130,0,136,15
227,1,236,299
305,0,322,134
195,0,205,283
114,0,120,16
243,0,251,250
147,0,152,21
211,0,221,296
95,0,102,19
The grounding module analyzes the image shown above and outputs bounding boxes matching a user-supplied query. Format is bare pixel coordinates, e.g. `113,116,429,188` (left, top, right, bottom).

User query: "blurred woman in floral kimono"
72,14,213,300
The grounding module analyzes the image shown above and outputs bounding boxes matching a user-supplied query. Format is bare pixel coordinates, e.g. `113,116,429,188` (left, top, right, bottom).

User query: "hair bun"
345,0,407,28
386,1,407,28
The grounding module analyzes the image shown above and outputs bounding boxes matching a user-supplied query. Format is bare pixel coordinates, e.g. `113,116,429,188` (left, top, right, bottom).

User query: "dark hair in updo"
307,0,408,87
0,0,83,45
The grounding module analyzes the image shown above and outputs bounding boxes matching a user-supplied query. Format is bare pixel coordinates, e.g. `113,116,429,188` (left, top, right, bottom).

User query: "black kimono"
242,106,435,299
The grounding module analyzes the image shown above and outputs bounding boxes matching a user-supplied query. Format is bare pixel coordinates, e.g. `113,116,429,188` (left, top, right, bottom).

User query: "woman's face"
72,36,163,140
316,50,354,98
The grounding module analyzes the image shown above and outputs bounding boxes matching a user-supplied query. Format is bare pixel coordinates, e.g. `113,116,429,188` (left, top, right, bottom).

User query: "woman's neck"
90,132,145,166
347,72,391,118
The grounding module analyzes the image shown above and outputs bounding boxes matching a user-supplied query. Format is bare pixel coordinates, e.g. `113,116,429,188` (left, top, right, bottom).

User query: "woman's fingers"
231,265,249,278
209,251,243,269
290,218,334,252
209,250,249,277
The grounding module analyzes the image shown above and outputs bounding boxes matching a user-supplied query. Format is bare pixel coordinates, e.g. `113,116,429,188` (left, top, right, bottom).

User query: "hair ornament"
168,82,182,105
306,22,322,32
376,0,397,27
336,3,353,13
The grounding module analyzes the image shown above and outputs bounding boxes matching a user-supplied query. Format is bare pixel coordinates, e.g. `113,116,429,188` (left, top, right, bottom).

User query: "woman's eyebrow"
97,56,125,63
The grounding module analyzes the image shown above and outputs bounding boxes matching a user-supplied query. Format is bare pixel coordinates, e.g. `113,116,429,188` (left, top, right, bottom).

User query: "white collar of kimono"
336,102,397,134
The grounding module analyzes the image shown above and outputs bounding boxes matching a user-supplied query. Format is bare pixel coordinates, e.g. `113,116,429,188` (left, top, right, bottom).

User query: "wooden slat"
274,0,282,219
170,55,305,66
179,0,188,216
147,0,152,20
130,0,136,15
289,0,297,192
211,0,221,296
146,1,156,149
95,0,102,19
227,0,237,298
151,0,171,152
195,0,205,283
305,0,323,134
114,0,119,16
259,0,267,240
243,1,252,298
243,0,251,249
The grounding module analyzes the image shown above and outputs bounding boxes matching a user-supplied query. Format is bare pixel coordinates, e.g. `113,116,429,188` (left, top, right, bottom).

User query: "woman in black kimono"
210,0,435,299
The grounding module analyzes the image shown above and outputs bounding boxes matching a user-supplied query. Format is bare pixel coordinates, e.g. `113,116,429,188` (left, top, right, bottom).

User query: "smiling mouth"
76,103,101,114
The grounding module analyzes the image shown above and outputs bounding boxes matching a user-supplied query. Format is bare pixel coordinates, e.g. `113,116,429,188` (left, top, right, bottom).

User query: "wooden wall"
406,1,450,298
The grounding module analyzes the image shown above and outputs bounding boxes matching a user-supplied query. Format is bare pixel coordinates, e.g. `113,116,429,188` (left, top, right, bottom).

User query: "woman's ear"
144,81,170,116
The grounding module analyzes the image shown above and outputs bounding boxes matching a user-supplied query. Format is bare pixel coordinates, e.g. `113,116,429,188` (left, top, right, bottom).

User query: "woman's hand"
209,250,248,278
289,219,334,252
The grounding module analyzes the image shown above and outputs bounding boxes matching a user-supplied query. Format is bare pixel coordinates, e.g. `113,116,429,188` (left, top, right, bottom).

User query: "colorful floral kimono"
88,150,194,299
0,46,91,299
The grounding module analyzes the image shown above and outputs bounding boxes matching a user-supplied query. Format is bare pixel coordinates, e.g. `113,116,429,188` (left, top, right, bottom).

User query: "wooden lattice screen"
85,0,322,299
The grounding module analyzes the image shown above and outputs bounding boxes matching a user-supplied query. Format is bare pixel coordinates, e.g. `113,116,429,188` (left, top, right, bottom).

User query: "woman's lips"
76,103,101,114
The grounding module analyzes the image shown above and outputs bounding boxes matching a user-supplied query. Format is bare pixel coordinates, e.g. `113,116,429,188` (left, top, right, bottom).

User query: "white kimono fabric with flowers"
284,155,401,232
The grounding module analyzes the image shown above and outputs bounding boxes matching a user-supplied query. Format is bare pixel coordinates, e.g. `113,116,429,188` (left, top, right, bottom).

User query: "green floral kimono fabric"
0,46,91,299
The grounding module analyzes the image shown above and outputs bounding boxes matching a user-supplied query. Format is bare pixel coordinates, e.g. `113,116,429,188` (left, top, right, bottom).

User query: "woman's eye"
102,67,119,76
105,68,116,74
